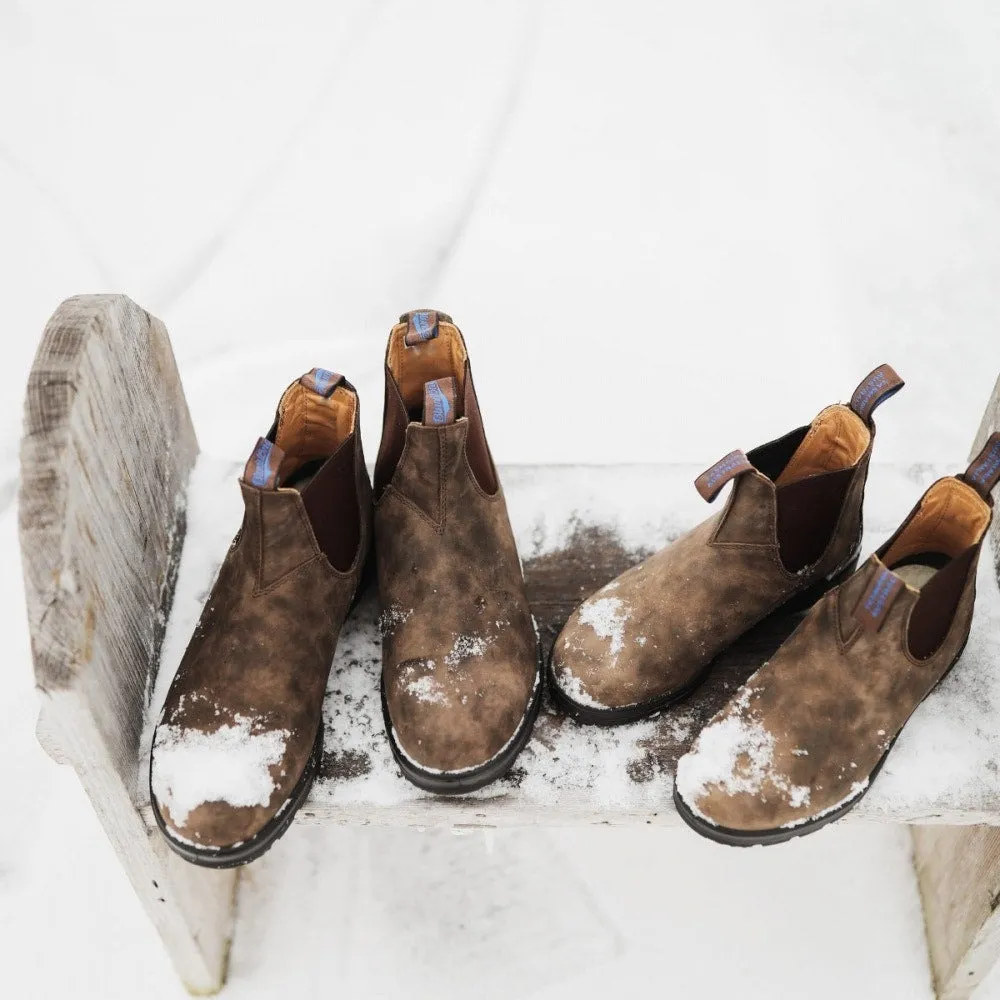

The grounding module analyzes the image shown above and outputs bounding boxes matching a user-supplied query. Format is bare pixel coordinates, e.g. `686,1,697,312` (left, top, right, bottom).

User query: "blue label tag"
405,310,441,346
251,439,274,487
855,563,904,632
243,437,283,489
968,434,1000,495
423,377,457,425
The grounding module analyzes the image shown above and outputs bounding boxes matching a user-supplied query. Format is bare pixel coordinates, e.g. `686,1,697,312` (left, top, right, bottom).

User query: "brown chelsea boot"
675,433,999,846
150,369,373,866
549,364,904,725
374,310,542,793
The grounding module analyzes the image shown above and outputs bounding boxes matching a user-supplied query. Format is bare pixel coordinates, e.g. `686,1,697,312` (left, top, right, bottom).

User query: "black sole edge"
672,753,881,847
546,650,703,726
673,629,972,847
150,724,324,870
381,644,545,795
549,553,861,727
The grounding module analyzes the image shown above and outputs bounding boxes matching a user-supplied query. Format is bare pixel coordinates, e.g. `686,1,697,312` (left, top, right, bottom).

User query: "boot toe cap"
150,720,300,851
385,656,537,774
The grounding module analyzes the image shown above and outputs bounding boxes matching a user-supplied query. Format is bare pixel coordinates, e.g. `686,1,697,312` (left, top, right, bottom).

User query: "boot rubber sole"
673,630,971,846
548,553,860,727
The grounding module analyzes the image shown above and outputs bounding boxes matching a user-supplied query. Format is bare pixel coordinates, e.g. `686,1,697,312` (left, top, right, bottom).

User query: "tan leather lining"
884,478,990,565
775,405,870,486
274,382,357,479
387,322,468,411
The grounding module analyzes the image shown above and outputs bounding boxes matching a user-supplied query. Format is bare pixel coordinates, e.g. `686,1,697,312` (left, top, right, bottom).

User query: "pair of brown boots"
151,312,541,866
151,316,998,866
550,364,999,845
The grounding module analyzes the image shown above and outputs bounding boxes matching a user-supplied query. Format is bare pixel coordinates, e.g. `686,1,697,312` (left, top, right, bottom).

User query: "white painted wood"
913,825,1000,1000
21,301,1000,997
19,296,235,994
146,458,1000,829
972,372,1000,576
910,384,1000,1000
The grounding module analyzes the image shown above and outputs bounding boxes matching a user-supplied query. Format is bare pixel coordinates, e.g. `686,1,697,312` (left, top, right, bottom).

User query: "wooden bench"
20,295,1000,999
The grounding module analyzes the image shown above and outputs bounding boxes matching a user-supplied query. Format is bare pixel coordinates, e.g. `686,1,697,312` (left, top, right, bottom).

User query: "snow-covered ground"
3,1,1000,997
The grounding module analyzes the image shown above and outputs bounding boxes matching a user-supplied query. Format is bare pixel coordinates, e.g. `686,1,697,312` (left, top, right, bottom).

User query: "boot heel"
782,553,860,616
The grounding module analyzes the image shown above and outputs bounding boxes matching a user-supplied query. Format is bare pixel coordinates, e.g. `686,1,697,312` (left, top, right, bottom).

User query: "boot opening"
387,320,468,420
882,477,990,587
274,381,357,485
775,405,870,486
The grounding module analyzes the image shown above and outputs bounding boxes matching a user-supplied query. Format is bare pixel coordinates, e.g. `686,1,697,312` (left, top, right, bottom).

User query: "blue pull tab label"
423,377,457,425
849,364,904,424
694,450,754,502
299,368,343,397
854,563,905,632
243,437,284,490
404,310,440,346
966,432,1000,498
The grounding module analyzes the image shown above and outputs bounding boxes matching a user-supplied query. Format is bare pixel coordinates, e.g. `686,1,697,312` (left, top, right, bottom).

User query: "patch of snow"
675,688,811,821
150,715,289,827
553,669,609,710
444,633,492,665
781,781,870,830
406,675,449,706
577,596,630,664
675,692,777,803
378,603,412,636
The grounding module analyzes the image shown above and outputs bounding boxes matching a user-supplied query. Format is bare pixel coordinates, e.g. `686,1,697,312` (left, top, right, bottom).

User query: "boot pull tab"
422,377,457,426
964,432,1000,499
849,364,904,425
402,309,453,347
695,449,754,502
243,437,285,490
854,561,905,632
299,367,344,397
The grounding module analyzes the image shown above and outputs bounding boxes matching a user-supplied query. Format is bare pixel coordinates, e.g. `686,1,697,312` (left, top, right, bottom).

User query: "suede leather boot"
374,310,542,793
675,433,999,845
550,365,904,724
150,369,373,867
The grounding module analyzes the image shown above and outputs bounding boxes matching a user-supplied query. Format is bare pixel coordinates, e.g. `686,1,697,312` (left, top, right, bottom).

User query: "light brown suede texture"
375,335,538,776
551,442,870,714
151,423,372,850
676,543,981,832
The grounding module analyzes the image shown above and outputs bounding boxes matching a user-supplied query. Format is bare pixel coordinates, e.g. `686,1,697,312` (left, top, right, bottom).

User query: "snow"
4,1,1000,997
151,717,291,829
137,457,1000,830
554,670,610,711
674,685,817,827
577,597,631,664
405,675,449,707
444,633,492,665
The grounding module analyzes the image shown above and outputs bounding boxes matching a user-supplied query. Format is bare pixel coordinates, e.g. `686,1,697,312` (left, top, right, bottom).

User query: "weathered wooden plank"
146,458,1000,828
912,390,1000,1000
972,372,1000,580
19,296,234,994
913,825,1000,1000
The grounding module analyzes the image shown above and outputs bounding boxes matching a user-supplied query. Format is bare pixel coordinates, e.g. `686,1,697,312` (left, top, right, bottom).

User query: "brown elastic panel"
374,369,410,497
906,544,978,660
301,436,360,572
776,467,854,573
462,362,498,495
